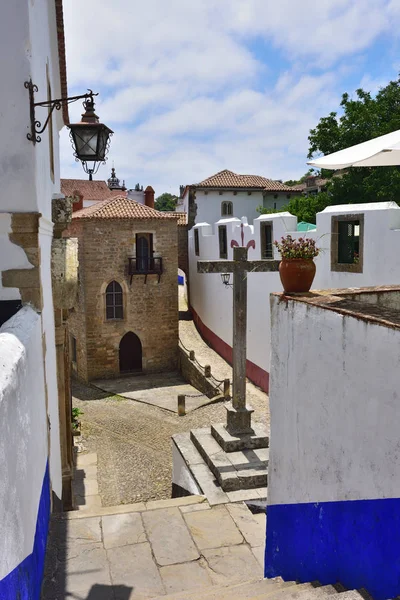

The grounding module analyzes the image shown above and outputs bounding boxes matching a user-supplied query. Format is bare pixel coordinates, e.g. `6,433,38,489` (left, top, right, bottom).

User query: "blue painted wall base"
265,497,400,600
0,462,50,600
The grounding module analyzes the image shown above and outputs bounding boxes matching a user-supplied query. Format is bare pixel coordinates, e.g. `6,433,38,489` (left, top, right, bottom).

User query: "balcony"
128,256,163,284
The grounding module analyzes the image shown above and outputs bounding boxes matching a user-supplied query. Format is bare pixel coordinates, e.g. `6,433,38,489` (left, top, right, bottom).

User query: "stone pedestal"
172,420,269,504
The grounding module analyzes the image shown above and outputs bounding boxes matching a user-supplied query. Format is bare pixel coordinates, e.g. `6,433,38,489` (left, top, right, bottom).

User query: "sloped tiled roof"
72,196,179,221
61,179,127,202
195,170,296,192
163,211,187,226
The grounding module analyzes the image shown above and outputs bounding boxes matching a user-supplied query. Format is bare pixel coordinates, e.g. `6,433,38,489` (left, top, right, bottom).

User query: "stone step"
211,422,269,452
264,582,340,600
190,427,268,492
152,577,296,600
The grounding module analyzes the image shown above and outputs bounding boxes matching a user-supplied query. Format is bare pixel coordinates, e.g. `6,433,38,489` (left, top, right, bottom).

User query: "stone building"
65,195,179,381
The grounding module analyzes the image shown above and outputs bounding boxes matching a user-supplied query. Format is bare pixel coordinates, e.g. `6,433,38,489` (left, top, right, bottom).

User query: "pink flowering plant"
274,235,320,260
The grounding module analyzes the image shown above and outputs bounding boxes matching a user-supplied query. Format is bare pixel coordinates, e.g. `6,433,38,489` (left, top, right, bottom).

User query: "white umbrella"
307,129,400,169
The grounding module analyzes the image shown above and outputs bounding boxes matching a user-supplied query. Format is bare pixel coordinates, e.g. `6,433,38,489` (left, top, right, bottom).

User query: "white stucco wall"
194,190,264,225
268,295,400,505
0,307,48,579
189,203,400,379
0,0,65,501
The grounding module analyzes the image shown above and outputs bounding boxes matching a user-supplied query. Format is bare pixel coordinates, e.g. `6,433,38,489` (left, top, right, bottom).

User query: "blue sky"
60,0,400,196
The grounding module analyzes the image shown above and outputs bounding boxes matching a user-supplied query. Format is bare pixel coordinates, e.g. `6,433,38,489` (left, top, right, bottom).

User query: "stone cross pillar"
197,246,279,435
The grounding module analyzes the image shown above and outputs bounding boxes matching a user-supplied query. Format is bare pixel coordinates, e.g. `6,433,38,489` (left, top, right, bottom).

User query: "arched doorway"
119,332,142,373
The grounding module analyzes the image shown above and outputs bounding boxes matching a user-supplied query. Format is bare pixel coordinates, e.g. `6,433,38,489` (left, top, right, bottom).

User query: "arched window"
221,201,233,216
105,281,123,320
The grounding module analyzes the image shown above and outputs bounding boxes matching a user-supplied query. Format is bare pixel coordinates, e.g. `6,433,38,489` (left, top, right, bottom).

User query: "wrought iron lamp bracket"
24,79,98,144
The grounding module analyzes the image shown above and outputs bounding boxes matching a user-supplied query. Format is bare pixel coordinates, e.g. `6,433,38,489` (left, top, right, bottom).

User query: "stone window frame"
71,335,77,364
331,213,364,273
218,225,228,259
260,221,274,259
221,201,233,217
194,228,200,256
103,279,126,322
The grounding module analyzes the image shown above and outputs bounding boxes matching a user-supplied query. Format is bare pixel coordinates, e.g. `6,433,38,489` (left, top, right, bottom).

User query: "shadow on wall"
42,516,133,599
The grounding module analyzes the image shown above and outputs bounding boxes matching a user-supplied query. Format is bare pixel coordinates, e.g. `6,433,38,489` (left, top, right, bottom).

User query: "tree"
155,193,178,211
308,76,400,206
284,169,316,186
257,192,331,224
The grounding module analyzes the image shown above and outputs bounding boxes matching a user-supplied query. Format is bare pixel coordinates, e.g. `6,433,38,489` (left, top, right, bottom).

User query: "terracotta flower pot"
279,258,316,293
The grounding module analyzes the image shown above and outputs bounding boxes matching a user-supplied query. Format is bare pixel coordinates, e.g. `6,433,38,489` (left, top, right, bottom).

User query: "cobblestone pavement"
73,319,269,506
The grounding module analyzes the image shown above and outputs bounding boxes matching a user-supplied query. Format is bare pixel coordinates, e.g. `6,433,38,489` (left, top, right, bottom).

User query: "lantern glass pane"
72,127,99,159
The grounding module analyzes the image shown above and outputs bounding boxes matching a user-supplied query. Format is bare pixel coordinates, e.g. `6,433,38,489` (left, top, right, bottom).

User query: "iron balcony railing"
128,256,163,283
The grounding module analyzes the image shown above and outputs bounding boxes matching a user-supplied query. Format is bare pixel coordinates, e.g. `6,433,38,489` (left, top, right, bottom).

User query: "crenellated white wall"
189,202,400,386
0,307,48,580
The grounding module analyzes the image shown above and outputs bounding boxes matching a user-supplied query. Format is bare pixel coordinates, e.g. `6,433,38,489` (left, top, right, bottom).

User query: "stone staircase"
153,579,367,600
190,423,269,492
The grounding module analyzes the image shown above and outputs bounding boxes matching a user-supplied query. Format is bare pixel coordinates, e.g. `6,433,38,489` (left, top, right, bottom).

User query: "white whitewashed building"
177,169,300,225
189,201,400,392
0,1,75,597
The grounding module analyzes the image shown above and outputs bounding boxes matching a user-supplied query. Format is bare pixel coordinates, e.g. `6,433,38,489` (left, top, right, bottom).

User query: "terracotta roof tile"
72,196,180,221
195,169,296,192
163,211,187,226
61,179,127,202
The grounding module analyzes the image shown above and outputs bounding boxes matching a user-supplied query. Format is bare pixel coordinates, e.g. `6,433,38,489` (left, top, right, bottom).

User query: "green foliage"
308,76,400,207
155,192,178,211
72,407,83,421
285,193,332,224
256,206,282,215
284,169,315,186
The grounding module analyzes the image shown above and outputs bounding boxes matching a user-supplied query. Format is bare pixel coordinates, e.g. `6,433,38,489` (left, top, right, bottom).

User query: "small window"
261,222,273,259
136,233,153,272
71,336,77,363
106,281,123,320
273,202,277,210
194,229,200,256
219,225,228,259
331,215,364,273
221,201,233,216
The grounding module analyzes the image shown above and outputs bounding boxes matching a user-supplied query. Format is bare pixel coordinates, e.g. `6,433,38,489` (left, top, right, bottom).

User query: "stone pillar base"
225,403,254,435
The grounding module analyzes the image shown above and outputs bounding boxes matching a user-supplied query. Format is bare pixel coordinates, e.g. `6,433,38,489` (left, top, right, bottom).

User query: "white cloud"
60,0,400,196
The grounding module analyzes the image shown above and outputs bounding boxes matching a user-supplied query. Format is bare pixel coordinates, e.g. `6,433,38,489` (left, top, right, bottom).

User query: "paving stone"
65,544,111,595
145,495,205,511
76,494,102,510
107,542,165,598
183,505,243,550
252,512,266,530
102,512,146,549
74,464,98,479
76,452,98,467
160,559,213,594
256,487,268,499
142,507,199,566
63,502,147,520
180,501,211,513
59,516,102,547
202,544,263,585
226,489,261,502
74,478,99,497
251,544,265,568
190,464,229,505
226,502,265,547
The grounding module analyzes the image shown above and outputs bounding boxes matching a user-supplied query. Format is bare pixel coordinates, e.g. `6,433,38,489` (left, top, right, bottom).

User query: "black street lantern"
221,273,232,286
68,95,113,180
25,79,113,180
